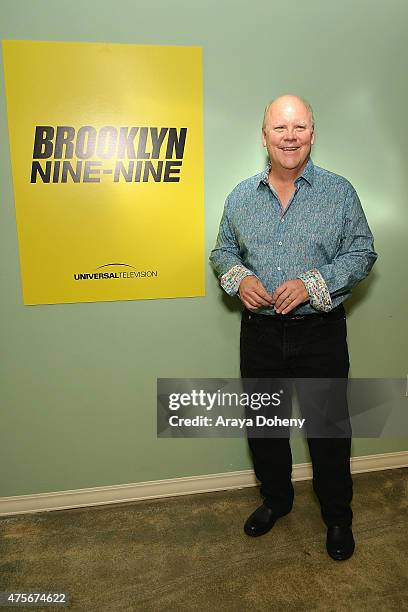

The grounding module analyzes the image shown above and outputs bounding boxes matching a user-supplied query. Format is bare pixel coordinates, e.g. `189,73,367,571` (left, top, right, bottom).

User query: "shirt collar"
260,157,315,187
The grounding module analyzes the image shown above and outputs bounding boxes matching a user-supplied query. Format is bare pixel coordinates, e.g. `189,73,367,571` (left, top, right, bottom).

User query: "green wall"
1,0,407,497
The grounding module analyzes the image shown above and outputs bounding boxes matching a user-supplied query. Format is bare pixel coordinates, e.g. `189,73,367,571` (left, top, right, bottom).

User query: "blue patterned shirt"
209,158,377,315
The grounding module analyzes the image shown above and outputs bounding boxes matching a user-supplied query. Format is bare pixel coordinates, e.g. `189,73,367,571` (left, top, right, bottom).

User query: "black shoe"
326,525,355,560
244,503,288,537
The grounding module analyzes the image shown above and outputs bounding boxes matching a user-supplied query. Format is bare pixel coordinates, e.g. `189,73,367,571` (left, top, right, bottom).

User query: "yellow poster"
2,40,204,305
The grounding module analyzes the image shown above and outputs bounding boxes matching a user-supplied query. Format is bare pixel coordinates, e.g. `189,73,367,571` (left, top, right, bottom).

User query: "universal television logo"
73,263,159,281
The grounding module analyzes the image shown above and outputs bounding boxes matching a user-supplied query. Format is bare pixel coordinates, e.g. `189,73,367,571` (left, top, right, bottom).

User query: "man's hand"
239,276,274,310
272,279,309,314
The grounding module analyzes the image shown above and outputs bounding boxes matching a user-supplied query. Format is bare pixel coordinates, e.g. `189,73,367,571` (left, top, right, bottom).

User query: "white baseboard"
1,450,407,517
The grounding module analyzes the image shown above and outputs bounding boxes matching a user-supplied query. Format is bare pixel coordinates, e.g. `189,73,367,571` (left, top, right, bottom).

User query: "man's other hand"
239,276,274,310
272,279,309,314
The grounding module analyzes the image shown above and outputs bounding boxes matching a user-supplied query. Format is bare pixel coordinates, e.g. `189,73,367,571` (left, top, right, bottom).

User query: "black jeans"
240,304,353,527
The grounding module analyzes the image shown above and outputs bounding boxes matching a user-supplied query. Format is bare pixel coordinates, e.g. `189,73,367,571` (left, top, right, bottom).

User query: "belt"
243,303,345,321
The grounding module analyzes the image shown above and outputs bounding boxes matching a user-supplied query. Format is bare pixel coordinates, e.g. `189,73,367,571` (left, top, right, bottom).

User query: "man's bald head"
261,94,315,175
262,95,315,131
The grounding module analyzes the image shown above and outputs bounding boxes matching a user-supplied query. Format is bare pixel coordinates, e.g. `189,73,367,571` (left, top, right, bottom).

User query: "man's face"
262,99,314,174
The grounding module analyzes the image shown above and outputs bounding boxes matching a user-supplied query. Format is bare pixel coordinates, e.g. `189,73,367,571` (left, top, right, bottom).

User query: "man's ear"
311,128,315,145
261,129,267,147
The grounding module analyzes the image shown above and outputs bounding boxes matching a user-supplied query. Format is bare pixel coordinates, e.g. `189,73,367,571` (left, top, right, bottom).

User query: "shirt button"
277,266,281,271
281,218,285,222
278,241,282,246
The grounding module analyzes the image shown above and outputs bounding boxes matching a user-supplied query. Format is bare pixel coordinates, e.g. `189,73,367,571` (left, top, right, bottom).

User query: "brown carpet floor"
0,467,407,611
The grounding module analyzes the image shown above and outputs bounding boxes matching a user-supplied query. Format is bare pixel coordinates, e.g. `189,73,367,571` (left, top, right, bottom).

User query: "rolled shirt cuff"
297,268,332,312
220,265,255,296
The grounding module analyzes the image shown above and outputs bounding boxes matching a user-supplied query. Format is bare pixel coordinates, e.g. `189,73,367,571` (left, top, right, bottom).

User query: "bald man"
210,95,377,561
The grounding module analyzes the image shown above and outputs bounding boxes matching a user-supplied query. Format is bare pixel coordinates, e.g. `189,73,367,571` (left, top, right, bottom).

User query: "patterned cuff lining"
220,265,255,296
297,268,332,312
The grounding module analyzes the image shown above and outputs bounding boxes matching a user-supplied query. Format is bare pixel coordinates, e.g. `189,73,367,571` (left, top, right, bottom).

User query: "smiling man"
209,94,377,561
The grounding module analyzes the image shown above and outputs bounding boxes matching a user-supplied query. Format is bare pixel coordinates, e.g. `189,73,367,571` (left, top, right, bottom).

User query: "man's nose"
284,130,296,140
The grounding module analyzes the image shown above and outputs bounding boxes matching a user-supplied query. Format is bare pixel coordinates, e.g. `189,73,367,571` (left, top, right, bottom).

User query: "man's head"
262,94,315,174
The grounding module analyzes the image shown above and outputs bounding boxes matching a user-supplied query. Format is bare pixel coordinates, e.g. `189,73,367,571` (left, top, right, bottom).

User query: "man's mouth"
281,147,299,151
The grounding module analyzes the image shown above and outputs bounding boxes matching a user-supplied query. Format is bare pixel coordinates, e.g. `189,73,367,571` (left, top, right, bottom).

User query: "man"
209,94,377,561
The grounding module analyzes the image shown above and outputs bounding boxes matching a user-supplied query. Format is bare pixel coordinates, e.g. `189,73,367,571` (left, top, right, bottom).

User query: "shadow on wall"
345,268,379,317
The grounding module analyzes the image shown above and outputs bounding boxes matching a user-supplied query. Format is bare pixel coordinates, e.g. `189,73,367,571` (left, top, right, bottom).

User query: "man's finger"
275,290,300,312
272,283,290,301
254,282,274,304
242,294,261,309
242,289,274,309
251,292,274,306
247,293,272,307
253,298,274,307
240,277,273,305
281,296,302,314
274,288,291,310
